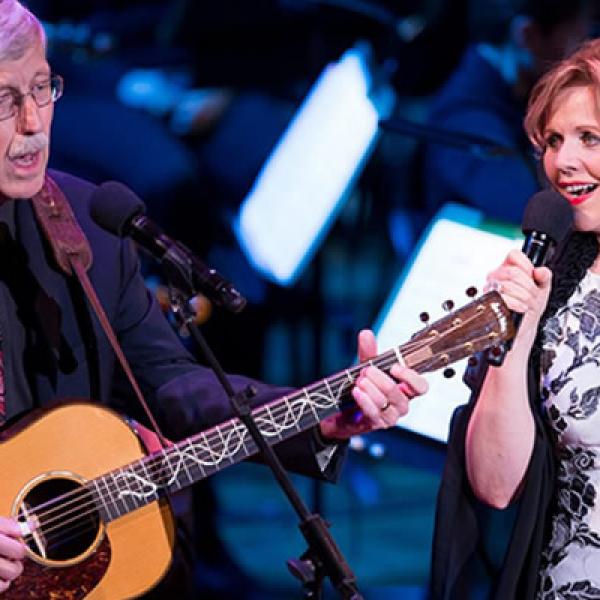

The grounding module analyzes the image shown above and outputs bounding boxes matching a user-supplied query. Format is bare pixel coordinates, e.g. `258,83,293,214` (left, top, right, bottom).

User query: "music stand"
234,42,395,287
373,202,521,442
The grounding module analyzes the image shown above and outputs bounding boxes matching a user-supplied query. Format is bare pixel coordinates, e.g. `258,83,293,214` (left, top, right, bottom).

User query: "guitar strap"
30,174,168,447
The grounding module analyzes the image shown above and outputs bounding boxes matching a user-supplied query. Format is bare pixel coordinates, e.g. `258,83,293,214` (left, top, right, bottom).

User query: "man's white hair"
0,0,45,62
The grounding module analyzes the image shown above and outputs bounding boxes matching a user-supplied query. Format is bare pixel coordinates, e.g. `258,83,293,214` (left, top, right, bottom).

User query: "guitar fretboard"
89,349,404,522
87,291,510,522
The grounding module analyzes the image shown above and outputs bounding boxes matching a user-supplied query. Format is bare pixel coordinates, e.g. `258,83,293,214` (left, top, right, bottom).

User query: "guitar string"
18,317,481,541
19,398,351,548
21,313,497,548
17,345,408,525
21,347,483,552
19,352,407,544
19,319,488,546
18,361,364,522
21,341,468,550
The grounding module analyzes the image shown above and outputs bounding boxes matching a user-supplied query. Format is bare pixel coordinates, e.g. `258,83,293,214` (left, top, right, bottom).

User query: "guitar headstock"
400,291,514,375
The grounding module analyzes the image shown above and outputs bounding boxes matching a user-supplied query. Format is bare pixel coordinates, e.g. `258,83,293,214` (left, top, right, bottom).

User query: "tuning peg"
419,311,430,323
442,299,455,312
466,286,477,298
443,367,456,378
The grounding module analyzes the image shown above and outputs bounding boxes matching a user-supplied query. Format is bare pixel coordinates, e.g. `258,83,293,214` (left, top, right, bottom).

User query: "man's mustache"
8,133,48,158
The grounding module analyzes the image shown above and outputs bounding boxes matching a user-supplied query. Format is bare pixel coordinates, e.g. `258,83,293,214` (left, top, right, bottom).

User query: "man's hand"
319,329,428,440
0,517,27,594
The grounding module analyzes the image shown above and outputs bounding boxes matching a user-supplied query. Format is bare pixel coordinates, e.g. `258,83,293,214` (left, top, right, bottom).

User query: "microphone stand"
378,117,517,158
163,262,363,599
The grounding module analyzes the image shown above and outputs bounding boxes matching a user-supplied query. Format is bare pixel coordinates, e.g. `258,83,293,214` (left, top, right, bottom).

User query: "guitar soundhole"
20,476,102,564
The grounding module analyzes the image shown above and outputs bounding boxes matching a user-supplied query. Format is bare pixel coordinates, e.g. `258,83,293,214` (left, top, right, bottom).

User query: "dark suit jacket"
4,169,344,481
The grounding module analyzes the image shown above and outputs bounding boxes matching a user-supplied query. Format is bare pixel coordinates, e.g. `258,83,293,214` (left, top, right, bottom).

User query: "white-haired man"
0,1,427,597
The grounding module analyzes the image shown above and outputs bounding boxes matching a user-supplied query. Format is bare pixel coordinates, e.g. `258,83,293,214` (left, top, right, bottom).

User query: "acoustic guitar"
1,291,512,599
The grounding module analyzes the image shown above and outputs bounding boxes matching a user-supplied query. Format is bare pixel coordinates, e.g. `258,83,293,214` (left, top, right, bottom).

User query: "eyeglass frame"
0,73,63,122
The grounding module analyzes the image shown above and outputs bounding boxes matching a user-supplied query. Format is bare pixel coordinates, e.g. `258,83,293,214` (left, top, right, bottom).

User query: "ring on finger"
381,400,391,412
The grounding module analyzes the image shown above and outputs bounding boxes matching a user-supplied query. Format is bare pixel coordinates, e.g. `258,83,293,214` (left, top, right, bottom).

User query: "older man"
0,0,427,597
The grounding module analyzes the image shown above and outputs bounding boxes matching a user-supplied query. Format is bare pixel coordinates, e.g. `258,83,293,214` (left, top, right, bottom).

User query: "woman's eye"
581,131,600,146
545,133,561,149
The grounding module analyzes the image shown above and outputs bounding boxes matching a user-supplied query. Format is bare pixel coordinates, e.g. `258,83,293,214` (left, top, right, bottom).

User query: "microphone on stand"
487,189,573,365
89,181,247,314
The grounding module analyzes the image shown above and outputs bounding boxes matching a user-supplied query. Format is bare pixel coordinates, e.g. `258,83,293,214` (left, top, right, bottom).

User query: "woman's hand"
485,248,553,341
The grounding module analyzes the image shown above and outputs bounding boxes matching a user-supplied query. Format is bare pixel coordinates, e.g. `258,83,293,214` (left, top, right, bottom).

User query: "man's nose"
16,95,42,134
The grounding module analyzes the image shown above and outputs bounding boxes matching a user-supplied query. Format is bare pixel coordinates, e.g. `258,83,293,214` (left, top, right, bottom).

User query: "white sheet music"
374,205,521,442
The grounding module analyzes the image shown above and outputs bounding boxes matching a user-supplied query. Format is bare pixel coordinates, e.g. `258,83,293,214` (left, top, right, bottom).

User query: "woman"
431,38,600,599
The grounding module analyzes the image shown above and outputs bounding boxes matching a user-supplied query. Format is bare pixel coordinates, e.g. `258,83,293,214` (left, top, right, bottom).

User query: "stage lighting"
374,203,522,443
234,43,395,286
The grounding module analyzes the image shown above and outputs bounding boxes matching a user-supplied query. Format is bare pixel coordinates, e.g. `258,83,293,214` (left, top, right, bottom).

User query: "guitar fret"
139,457,159,502
90,478,112,522
198,431,217,478
188,437,208,482
212,426,231,465
97,476,116,522
330,376,348,402
122,466,142,511
112,469,129,517
302,389,320,424
162,449,182,491
394,346,406,367
160,447,180,491
231,423,247,459
323,378,333,399
236,421,250,458
181,439,196,483
196,438,209,478
103,475,119,521
264,403,282,441
323,378,341,410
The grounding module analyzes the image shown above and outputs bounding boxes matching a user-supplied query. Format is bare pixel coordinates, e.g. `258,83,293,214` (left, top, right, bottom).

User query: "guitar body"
1,402,175,599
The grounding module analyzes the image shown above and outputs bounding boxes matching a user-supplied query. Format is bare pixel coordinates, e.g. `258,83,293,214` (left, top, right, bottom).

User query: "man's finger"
357,329,377,362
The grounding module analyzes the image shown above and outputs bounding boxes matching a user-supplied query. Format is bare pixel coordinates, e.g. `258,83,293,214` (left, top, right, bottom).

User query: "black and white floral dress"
538,270,600,599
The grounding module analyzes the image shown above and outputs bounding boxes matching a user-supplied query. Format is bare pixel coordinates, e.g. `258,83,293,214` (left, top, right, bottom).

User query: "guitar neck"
89,352,393,522
89,291,511,522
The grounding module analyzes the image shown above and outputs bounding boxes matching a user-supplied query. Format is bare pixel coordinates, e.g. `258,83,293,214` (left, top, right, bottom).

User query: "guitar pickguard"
4,535,111,600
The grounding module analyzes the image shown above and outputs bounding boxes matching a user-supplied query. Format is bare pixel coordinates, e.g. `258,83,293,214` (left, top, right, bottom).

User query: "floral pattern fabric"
538,270,600,598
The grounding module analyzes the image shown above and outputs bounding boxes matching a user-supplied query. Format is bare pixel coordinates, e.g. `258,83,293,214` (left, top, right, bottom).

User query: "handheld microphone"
488,189,573,365
89,181,247,314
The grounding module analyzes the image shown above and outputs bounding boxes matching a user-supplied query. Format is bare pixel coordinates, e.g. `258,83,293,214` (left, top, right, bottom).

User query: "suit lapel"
15,199,91,399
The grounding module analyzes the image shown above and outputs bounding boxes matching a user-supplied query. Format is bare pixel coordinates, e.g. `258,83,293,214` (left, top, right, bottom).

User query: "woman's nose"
554,139,581,174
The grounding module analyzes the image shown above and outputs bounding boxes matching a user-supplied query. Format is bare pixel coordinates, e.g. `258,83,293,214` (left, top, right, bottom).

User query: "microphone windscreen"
521,189,573,243
89,181,146,237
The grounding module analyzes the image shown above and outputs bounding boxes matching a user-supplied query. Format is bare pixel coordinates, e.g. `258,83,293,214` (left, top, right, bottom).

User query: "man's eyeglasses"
0,74,63,122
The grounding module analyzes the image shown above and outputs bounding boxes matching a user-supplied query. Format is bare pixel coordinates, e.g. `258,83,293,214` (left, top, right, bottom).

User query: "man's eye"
0,93,14,109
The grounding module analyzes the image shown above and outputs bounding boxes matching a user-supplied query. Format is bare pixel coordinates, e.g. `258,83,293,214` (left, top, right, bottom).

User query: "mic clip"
160,242,247,314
